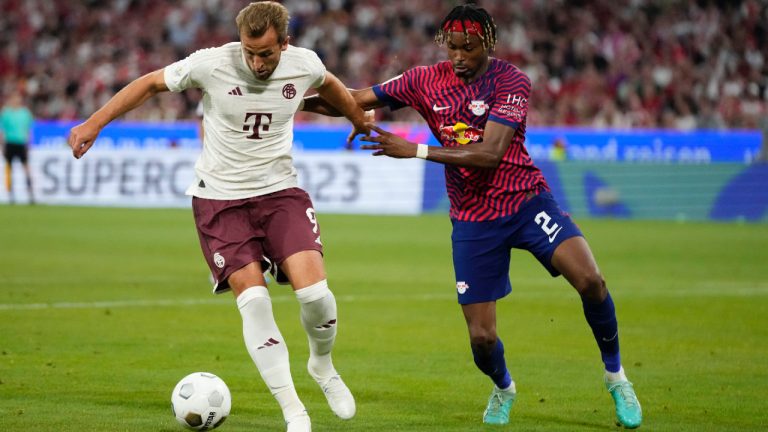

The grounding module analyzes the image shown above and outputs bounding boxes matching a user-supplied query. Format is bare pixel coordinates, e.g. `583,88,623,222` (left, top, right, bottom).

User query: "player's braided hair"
435,3,497,50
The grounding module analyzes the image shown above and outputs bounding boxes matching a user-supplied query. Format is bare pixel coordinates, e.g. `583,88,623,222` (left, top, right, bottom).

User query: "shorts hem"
457,290,511,305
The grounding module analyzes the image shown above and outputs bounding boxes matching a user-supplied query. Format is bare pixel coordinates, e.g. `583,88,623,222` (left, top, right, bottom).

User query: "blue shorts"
451,192,583,305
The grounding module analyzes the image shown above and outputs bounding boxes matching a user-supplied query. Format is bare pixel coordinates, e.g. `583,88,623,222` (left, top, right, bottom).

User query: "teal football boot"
606,379,642,429
482,386,516,425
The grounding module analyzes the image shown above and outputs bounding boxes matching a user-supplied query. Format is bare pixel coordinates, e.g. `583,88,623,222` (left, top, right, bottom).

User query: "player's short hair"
435,3,497,51
236,1,290,43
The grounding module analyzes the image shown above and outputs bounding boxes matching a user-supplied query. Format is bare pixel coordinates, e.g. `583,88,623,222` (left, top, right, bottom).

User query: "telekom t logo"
243,112,273,139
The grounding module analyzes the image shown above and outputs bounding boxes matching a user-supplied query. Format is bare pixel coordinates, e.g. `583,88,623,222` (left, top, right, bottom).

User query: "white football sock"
295,280,337,380
237,286,306,421
499,380,516,393
605,366,628,383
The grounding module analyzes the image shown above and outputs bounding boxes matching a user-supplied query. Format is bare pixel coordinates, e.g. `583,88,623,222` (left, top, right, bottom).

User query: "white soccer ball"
171,372,232,430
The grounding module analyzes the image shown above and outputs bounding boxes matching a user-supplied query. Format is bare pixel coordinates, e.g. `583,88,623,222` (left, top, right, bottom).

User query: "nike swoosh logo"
602,332,618,342
432,104,451,112
548,227,563,243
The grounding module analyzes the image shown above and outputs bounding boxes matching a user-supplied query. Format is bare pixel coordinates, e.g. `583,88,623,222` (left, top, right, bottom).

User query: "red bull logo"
439,122,484,145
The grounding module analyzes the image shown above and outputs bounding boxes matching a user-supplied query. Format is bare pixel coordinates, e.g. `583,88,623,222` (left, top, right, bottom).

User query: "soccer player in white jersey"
67,2,368,431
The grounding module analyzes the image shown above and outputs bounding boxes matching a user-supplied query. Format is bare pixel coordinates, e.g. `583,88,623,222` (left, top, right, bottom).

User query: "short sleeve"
163,48,214,93
372,68,423,111
304,49,327,89
488,69,531,128
164,57,194,93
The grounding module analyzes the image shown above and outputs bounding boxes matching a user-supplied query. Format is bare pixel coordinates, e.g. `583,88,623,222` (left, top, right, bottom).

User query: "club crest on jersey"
468,100,489,116
439,122,484,145
282,83,297,99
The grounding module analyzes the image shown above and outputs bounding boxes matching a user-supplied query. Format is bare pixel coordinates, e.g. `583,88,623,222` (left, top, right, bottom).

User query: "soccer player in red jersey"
304,3,642,428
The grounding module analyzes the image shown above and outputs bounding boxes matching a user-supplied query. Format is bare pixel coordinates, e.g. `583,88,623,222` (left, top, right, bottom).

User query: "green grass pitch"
1,205,766,431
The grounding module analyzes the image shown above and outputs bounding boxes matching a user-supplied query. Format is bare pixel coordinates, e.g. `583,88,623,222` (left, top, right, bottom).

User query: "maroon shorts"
192,187,323,293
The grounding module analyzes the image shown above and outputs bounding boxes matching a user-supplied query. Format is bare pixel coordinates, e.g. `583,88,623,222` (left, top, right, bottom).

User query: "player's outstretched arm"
301,94,341,116
68,69,169,159
303,84,383,148
361,120,517,168
313,72,373,142
302,85,383,116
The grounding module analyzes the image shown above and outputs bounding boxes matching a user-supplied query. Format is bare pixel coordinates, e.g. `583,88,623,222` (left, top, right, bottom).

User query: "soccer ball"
171,372,231,430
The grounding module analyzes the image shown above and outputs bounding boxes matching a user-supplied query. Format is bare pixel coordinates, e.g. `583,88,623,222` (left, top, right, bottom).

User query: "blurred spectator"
0,0,766,129
549,137,567,162
593,98,631,130
1,91,35,204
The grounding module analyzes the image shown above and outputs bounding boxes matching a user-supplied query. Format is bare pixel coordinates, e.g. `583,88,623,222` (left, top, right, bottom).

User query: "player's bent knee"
469,332,498,352
282,250,327,288
574,272,607,302
228,262,267,296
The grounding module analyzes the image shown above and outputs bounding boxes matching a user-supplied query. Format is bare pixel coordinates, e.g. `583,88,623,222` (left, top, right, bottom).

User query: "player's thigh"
192,197,265,294
513,192,584,276
551,236,603,294
451,218,512,305
227,262,267,296
280,250,326,289
261,188,325,287
461,301,498,339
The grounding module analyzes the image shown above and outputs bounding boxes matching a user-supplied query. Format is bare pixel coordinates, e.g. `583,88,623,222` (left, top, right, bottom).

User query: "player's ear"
281,35,290,50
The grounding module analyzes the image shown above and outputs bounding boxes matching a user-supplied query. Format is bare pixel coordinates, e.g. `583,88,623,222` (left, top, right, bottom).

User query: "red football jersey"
373,58,549,221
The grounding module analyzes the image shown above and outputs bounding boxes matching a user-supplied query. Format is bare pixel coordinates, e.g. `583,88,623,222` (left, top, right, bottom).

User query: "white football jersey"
164,43,326,199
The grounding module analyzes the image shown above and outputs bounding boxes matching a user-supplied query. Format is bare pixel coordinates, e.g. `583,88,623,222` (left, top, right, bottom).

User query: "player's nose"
249,57,263,70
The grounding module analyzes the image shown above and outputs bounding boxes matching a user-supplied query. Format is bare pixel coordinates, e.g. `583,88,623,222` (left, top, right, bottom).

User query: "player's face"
445,32,489,83
241,26,289,80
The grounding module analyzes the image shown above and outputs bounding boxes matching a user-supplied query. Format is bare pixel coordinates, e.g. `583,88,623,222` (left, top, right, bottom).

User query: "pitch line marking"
0,293,456,311
1,285,767,311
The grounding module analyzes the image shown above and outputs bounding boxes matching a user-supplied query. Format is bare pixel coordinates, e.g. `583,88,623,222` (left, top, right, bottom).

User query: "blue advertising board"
33,120,202,149
523,127,762,164
34,120,762,163
13,121,768,221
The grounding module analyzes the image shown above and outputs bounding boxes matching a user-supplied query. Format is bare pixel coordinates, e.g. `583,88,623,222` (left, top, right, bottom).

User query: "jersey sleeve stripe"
488,115,519,128
372,84,408,110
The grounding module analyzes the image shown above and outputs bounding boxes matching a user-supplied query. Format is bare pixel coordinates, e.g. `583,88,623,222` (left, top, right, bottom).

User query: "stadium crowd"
0,0,766,129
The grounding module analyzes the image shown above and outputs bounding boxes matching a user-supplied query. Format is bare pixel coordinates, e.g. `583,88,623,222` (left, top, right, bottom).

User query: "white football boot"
311,373,356,420
286,412,311,432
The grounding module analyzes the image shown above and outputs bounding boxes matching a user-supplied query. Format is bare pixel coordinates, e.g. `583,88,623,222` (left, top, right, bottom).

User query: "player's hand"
68,120,100,159
360,122,417,158
346,109,375,150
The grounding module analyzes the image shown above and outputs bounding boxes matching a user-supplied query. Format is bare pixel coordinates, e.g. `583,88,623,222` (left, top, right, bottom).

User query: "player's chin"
255,69,273,80
453,66,471,77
